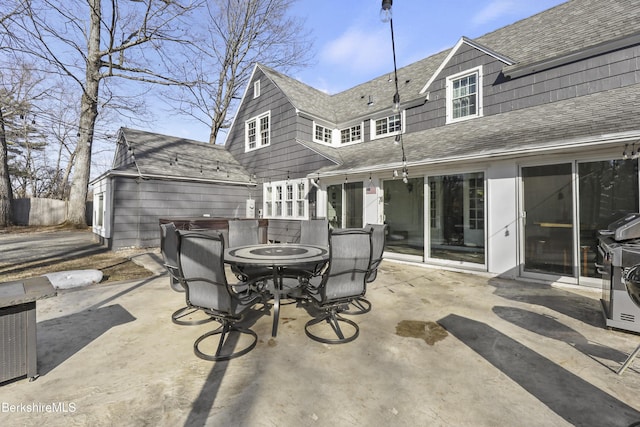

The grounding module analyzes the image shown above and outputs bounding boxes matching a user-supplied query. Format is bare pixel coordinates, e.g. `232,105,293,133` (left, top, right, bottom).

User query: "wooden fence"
11,198,93,226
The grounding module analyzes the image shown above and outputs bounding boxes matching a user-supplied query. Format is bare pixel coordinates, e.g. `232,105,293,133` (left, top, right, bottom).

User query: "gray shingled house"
95,0,640,291
91,128,255,248
222,0,640,287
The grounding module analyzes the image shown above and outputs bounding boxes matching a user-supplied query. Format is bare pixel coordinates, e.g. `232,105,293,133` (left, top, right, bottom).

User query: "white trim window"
313,123,333,144
340,123,362,144
253,79,261,98
370,112,402,140
265,185,273,217
264,179,307,219
245,111,270,152
446,66,483,123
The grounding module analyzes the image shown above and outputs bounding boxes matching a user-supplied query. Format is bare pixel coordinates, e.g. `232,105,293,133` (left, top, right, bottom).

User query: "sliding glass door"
428,172,485,264
578,159,638,277
383,177,424,257
327,182,363,229
522,163,574,276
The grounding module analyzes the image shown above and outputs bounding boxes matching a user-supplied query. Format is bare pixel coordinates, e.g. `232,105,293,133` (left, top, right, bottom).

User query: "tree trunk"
0,107,13,227
66,0,101,227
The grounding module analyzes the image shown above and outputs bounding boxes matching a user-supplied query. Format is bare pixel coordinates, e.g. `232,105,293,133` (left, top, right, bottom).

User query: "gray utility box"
0,277,56,384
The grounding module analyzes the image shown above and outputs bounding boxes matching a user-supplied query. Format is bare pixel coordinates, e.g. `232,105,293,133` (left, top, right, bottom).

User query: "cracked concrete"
1,232,640,426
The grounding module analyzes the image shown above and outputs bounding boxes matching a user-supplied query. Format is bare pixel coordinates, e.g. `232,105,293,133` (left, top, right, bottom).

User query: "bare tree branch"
2,0,203,225
164,0,314,144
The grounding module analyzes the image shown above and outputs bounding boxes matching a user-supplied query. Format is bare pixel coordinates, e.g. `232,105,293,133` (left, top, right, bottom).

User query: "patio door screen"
428,172,485,264
327,182,363,229
522,163,574,276
383,177,424,257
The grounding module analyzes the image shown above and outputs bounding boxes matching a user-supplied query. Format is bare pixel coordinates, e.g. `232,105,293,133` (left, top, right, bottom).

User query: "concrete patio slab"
1,255,639,426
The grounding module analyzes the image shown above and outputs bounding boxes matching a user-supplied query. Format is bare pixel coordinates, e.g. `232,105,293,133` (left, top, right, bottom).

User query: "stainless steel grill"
598,213,640,334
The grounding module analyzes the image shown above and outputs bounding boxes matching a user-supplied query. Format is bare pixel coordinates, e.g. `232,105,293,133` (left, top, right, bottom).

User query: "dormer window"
313,123,333,144
371,112,402,140
446,66,483,123
340,124,362,144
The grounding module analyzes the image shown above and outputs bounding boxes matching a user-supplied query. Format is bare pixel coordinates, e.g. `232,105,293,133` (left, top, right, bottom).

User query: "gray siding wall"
227,68,335,207
110,177,252,249
407,42,640,133
112,141,134,169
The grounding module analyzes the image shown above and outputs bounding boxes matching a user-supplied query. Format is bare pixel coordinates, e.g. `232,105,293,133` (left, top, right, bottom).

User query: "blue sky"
288,0,567,94
146,0,567,143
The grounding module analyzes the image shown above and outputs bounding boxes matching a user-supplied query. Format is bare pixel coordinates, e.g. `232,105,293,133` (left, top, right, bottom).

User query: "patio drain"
395,320,448,345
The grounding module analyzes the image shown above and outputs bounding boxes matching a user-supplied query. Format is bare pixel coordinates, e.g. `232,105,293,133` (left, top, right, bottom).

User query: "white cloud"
320,27,391,76
472,0,518,26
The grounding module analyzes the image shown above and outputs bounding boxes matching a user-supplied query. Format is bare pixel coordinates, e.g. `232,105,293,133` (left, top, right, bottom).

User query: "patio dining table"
224,243,329,337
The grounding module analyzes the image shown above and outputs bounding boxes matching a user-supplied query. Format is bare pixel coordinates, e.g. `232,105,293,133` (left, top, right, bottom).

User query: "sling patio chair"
342,223,388,315
301,227,372,344
160,222,213,326
282,218,331,286
177,230,264,361
228,219,272,286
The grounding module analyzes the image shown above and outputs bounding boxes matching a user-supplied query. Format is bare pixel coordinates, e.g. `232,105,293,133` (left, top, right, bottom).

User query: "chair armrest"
164,264,184,285
184,276,259,306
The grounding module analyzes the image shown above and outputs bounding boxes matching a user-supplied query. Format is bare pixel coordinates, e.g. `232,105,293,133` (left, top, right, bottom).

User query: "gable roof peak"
419,36,515,95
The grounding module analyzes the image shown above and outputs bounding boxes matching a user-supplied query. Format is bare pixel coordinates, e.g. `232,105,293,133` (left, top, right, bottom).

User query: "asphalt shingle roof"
114,128,252,184
478,0,640,72
259,0,640,125
304,82,640,175
255,0,640,176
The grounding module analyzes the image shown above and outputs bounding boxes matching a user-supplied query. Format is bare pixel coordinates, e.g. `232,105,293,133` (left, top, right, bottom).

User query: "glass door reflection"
522,163,574,276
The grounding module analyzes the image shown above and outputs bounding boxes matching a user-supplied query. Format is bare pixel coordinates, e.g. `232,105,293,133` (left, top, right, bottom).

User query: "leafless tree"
0,2,29,226
165,0,313,144
0,62,47,219
2,0,312,227
0,103,13,227
0,62,76,201
4,0,201,226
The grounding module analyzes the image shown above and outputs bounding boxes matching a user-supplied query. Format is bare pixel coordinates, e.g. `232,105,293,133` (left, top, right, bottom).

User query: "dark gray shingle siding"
110,177,251,249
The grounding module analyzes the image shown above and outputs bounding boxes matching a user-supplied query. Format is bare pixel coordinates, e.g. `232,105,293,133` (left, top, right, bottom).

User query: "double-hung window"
245,111,270,151
446,66,482,123
264,179,307,218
